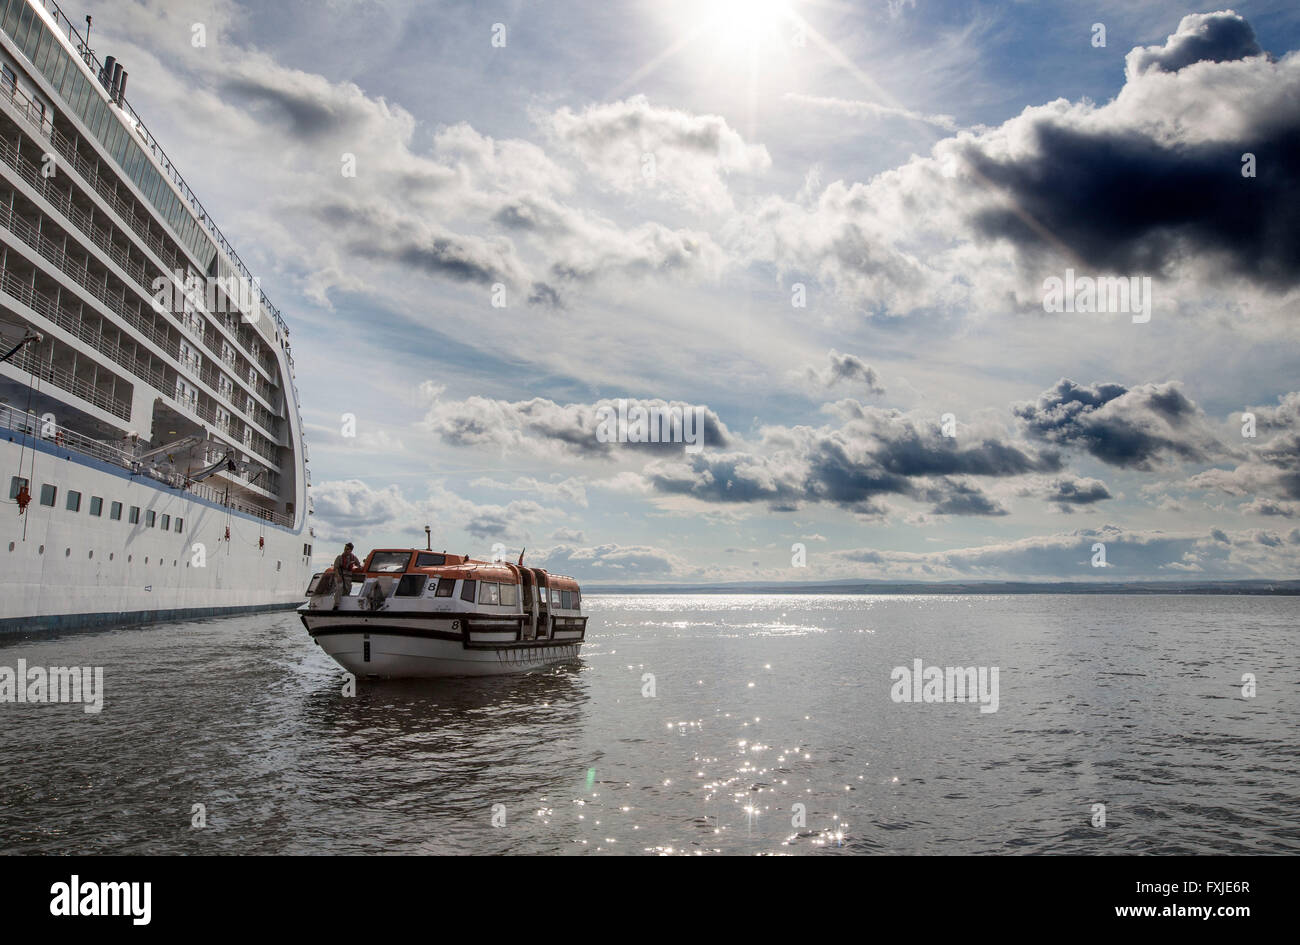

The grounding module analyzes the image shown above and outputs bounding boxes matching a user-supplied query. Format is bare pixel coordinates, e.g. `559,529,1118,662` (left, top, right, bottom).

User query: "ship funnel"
110,62,123,102
116,70,128,104
100,55,115,91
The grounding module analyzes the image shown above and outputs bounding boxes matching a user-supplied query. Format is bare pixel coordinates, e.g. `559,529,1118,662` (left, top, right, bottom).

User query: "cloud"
829,523,1300,580
470,476,590,507
544,95,771,212
644,405,1057,514
1126,12,1265,77
798,349,886,395
422,394,733,459
1045,476,1113,512
1015,379,1220,469
782,93,958,131
1189,391,1300,501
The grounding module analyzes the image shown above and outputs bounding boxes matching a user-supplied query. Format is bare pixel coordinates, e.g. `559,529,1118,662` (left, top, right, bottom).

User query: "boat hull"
300,611,585,678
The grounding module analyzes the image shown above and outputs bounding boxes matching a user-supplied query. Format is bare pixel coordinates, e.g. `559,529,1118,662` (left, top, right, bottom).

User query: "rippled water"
1,594,1297,855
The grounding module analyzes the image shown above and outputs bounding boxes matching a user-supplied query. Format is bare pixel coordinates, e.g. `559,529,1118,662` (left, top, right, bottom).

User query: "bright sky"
83,0,1300,583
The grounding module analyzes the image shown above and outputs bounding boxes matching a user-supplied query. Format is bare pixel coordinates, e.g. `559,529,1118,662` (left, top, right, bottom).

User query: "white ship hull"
0,436,312,633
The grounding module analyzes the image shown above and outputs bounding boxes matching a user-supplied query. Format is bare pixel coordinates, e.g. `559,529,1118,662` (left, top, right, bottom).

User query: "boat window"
562,590,573,609
478,582,500,605
551,588,562,606
395,574,427,597
9,476,27,500
39,484,56,506
416,552,446,567
572,589,581,608
460,579,476,602
367,551,410,573
435,578,456,597
500,583,518,606
66,490,81,512
110,502,123,521
161,514,171,530
129,506,140,524
176,518,184,533
89,496,103,517
146,510,156,527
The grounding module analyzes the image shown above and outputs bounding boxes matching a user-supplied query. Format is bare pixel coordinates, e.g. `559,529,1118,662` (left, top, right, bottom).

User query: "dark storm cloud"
647,407,1055,515
1127,12,1264,76
1046,477,1113,511
963,12,1299,290
1015,379,1218,469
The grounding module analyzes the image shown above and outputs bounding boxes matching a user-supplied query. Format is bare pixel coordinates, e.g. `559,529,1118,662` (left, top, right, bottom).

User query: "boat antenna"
518,548,525,566
424,524,431,551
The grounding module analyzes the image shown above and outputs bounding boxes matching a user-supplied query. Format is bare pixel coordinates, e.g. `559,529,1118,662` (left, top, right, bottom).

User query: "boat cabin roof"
343,548,580,590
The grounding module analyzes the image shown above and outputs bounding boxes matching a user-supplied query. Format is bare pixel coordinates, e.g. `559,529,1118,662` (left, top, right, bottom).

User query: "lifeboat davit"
298,548,587,678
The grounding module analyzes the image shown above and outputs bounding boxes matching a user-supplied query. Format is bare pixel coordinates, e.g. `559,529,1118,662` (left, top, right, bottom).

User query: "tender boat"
299,548,587,678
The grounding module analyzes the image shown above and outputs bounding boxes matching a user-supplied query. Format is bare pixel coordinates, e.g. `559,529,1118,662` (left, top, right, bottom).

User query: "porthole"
65,548,70,557
38,545,44,554
7,542,12,552
110,553,114,561
88,550,93,559
145,557,149,564
128,554,133,563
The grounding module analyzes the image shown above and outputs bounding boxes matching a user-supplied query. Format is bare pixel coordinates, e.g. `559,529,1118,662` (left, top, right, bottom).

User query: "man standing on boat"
332,542,363,608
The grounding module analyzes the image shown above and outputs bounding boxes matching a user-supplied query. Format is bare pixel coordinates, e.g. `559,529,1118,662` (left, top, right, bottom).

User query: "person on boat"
332,542,363,608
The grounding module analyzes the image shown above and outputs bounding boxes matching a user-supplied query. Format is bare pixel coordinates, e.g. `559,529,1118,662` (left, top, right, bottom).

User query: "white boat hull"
300,611,585,678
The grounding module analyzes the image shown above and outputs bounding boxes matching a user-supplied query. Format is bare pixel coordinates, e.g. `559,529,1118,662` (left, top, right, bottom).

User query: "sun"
704,0,796,53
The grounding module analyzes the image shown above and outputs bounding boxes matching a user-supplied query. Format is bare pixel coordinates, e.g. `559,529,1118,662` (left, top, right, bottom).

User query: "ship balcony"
0,200,284,463
0,86,282,385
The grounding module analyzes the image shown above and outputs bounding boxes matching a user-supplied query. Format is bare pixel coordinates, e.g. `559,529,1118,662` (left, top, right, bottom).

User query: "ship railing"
0,400,294,527
29,0,290,340
0,130,280,403
0,329,132,420
0,245,282,468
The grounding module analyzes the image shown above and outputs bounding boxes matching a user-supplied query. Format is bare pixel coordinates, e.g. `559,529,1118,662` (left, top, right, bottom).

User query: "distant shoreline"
584,580,1300,596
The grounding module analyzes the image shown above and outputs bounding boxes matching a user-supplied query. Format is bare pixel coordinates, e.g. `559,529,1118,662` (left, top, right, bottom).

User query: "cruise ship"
0,0,312,632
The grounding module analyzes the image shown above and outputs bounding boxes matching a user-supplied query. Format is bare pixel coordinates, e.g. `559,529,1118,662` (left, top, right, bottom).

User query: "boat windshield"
367,552,411,573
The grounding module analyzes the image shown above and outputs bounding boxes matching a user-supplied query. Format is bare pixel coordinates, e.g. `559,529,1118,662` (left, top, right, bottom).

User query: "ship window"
110,501,122,520
459,579,476,602
366,551,409,573
551,588,562,606
39,484,56,506
33,21,52,73
9,476,27,500
161,514,171,530
561,590,573,609
395,574,426,597
435,577,455,597
129,506,140,524
89,496,103,517
415,552,447,567
175,518,183,533
500,583,519,607
0,65,15,94
478,582,500,605
49,52,66,98
146,510,156,527
573,589,581,608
